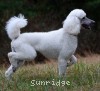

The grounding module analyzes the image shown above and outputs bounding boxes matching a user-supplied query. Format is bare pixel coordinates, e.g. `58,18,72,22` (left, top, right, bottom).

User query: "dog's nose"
92,20,95,24
90,20,95,26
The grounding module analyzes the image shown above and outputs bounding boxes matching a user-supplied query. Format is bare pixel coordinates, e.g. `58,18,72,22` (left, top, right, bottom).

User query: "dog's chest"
64,35,77,56
67,35,78,50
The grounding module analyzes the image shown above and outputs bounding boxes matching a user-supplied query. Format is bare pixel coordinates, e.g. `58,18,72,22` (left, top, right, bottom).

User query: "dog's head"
69,9,95,30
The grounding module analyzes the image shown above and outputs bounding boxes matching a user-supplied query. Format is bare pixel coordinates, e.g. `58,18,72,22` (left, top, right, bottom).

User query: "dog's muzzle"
81,17,95,30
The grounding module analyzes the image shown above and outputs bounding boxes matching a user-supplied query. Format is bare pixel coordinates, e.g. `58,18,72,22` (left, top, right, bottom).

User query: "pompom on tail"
5,14,27,40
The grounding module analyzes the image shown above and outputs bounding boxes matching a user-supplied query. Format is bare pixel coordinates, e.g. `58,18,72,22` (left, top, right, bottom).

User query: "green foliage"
86,0,100,6
0,0,100,64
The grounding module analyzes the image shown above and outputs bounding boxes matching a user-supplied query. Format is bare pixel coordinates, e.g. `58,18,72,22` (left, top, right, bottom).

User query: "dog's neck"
69,33,78,37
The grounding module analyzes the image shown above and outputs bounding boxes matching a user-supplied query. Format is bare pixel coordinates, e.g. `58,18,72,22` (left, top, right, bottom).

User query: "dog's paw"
8,52,15,58
5,71,12,80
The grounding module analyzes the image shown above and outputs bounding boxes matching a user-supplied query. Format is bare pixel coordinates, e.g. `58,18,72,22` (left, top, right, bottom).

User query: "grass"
0,56,100,91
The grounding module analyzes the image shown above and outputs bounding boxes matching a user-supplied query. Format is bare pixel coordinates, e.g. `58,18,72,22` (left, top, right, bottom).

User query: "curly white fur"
5,9,87,79
5,14,27,40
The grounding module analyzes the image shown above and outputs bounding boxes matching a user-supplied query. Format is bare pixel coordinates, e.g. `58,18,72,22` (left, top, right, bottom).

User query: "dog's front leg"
67,55,77,67
58,58,67,77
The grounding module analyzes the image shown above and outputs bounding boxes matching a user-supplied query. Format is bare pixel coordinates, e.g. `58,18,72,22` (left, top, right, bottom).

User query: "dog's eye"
82,17,85,20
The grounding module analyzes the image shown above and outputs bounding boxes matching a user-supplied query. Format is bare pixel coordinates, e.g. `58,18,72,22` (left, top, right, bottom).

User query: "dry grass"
0,55,100,91
77,54,100,64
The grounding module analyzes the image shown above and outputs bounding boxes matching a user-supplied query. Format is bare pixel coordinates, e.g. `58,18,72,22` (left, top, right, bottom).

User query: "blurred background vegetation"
0,0,100,65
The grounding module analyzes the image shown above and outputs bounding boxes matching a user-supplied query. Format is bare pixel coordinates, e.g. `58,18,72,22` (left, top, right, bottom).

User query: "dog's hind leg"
5,60,24,80
5,65,14,80
5,45,37,79
8,44,37,61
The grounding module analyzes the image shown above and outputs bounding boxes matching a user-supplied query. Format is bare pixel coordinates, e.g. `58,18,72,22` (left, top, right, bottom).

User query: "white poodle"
5,9,95,79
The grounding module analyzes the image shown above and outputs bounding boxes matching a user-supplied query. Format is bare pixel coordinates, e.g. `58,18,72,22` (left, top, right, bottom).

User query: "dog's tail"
5,14,27,40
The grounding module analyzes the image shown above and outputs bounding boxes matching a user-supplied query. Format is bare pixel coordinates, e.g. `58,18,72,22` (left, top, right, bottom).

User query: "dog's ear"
63,16,81,35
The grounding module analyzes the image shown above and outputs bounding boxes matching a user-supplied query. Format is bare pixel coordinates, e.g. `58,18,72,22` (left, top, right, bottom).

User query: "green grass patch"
0,62,100,91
